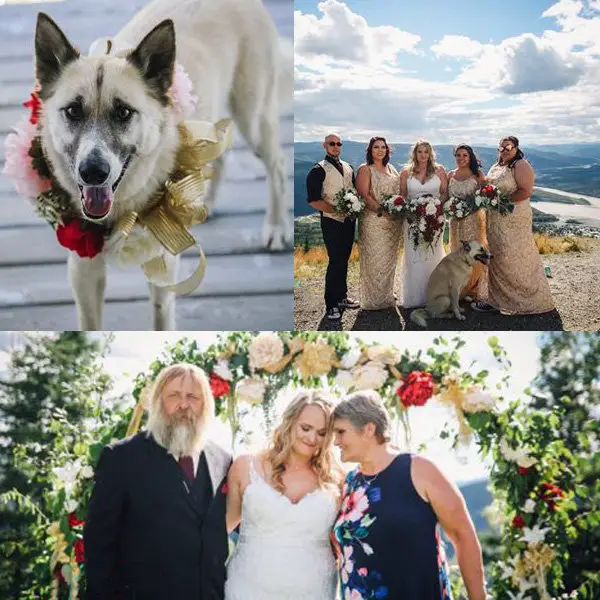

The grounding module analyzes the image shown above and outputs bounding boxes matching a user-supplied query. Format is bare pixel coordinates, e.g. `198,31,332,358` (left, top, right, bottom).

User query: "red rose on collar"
24,92,42,125
56,219,105,258
221,481,229,495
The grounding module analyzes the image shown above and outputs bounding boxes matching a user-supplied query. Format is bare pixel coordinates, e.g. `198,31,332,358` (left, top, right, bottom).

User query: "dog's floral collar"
2,63,233,294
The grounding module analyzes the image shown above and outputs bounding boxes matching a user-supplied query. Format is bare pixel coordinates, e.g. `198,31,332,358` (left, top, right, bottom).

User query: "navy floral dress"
332,454,453,599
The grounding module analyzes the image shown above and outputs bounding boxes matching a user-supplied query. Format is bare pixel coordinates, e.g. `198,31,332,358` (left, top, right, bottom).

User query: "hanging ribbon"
114,119,233,295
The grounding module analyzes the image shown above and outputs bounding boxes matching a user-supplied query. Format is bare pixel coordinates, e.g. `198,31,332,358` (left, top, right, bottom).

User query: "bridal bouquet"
475,183,515,215
380,193,407,216
333,187,364,218
405,194,445,251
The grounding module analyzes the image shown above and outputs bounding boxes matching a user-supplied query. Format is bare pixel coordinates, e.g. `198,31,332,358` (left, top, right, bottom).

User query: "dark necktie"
178,455,195,485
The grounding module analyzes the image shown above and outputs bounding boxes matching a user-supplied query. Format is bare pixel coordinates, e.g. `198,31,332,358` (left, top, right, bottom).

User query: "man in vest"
306,133,359,321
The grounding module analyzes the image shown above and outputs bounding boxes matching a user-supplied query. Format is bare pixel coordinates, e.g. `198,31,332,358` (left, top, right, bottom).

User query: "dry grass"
534,233,593,254
295,235,593,281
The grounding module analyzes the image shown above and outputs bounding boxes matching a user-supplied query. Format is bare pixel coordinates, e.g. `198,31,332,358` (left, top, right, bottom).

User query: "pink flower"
345,487,369,522
168,63,197,119
2,117,52,198
358,567,368,576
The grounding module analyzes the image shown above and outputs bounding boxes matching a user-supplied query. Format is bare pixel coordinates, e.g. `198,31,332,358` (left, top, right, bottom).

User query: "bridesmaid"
356,137,402,310
332,391,487,600
447,144,487,301
472,136,554,314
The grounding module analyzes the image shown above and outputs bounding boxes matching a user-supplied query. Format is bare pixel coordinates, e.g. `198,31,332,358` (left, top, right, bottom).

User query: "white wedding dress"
400,174,447,308
225,459,339,600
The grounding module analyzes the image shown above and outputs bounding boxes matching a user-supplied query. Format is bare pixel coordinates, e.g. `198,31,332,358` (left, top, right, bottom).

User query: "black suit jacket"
84,432,232,600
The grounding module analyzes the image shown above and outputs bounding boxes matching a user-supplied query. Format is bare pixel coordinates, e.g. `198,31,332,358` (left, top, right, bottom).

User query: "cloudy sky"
294,0,600,144
0,331,544,483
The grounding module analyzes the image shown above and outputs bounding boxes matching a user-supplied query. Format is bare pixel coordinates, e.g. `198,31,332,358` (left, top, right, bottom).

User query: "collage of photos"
0,1,598,600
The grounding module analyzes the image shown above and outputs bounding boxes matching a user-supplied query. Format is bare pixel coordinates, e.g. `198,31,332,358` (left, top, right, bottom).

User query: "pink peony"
168,63,197,119
3,117,52,198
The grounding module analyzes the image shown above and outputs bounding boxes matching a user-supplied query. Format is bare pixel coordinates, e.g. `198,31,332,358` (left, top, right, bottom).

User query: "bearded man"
84,363,232,600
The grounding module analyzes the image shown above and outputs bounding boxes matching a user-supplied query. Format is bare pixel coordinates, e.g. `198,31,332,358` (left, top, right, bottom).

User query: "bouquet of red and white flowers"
443,195,478,220
405,194,445,251
380,193,407,216
333,187,364,219
475,183,515,215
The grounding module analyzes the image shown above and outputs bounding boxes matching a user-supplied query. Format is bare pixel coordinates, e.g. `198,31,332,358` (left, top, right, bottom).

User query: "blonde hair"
263,390,342,493
146,363,214,430
406,139,438,178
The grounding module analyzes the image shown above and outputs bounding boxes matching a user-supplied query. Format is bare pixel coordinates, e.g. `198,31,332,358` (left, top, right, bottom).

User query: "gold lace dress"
358,164,403,310
486,163,554,314
448,175,488,300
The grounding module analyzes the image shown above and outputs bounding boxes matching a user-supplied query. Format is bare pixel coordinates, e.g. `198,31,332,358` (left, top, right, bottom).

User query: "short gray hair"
333,390,391,444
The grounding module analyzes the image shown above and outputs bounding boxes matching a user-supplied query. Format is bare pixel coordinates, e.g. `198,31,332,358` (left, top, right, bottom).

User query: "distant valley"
294,142,600,232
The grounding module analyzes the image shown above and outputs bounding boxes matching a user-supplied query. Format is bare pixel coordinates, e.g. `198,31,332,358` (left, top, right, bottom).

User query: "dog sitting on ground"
410,240,492,328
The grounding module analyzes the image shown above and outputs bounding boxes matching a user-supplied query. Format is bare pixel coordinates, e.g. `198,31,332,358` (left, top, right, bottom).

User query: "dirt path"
294,241,600,331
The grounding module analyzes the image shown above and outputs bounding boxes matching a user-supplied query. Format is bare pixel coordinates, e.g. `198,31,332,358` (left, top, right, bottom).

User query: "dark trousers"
321,215,356,310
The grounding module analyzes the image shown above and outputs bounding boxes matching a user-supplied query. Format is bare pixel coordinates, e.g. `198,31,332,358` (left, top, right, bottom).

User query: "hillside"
295,142,600,219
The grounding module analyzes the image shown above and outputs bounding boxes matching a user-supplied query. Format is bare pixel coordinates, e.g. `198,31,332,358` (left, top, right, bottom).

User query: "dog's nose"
78,151,110,186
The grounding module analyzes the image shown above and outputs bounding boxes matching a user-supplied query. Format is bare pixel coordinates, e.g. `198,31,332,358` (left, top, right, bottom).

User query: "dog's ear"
128,19,176,104
461,240,471,252
35,13,80,99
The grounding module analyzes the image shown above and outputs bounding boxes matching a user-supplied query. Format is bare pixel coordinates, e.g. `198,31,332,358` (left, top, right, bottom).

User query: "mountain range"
294,141,600,217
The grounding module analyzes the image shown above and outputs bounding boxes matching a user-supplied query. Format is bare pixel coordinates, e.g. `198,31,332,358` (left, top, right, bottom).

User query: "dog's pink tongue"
82,186,113,218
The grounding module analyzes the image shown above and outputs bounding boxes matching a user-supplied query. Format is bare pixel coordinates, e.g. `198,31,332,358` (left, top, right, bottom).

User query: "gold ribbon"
114,119,233,295
438,381,472,442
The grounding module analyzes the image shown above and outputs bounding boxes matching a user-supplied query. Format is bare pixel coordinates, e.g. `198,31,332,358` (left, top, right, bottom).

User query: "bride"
399,140,448,308
224,391,342,599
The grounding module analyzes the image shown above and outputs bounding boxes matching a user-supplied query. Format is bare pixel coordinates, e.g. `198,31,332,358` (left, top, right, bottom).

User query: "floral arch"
15,332,597,600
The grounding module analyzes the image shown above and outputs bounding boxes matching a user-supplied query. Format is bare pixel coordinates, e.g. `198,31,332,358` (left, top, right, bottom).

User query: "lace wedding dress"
225,459,339,600
400,174,446,308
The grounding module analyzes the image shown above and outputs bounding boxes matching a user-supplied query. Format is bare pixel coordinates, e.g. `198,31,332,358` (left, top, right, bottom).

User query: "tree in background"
0,332,113,600
530,332,600,592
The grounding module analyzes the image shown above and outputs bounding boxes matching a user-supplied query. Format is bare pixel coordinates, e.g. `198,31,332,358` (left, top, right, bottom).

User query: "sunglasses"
498,144,515,152
328,141,343,147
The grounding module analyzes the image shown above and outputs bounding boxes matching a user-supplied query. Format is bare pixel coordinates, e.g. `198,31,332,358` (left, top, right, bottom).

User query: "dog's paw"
459,306,466,314
263,220,291,251
457,314,466,321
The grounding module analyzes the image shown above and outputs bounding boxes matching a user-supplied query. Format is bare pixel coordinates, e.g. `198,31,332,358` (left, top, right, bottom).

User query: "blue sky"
294,0,600,143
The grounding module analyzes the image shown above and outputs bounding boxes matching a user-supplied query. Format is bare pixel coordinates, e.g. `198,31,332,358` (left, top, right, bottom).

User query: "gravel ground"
294,241,600,331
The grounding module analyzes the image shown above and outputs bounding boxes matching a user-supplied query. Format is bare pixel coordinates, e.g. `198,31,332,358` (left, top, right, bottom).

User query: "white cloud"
432,35,485,59
294,0,421,67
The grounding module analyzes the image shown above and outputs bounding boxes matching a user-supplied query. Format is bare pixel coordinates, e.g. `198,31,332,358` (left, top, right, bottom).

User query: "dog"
33,0,292,330
409,240,492,328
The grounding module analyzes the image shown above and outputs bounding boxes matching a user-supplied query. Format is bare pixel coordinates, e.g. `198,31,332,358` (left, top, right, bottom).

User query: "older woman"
472,136,554,314
332,391,486,600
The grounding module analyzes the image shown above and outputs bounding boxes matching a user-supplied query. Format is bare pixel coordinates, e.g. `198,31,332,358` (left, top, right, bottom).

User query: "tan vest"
319,159,354,222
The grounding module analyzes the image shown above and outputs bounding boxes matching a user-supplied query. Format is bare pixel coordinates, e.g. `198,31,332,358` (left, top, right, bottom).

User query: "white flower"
419,221,426,232
456,210,464,218
520,524,549,545
366,345,401,365
491,198,498,206
352,361,388,390
105,226,162,268
53,460,82,493
248,333,284,370
80,465,94,479
425,202,437,215
335,369,355,391
462,388,496,413
61,564,72,585
340,346,362,369
65,498,78,512
500,439,537,468
213,360,233,381
523,499,536,514
235,377,266,405
437,215,445,223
